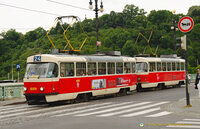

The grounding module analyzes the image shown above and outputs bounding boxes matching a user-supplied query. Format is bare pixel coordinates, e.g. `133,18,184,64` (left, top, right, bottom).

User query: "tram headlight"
40,87,44,92
24,87,27,92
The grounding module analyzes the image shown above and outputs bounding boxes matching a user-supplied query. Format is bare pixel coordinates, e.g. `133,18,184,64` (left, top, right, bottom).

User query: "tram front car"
24,54,59,104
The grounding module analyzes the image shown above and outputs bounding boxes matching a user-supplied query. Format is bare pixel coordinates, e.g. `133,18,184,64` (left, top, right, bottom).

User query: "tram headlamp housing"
24,87,27,92
40,87,44,92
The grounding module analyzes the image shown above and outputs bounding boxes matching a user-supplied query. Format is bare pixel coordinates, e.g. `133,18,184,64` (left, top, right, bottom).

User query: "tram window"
88,62,96,75
177,62,180,71
76,62,86,76
108,62,115,74
136,62,148,73
172,62,176,71
98,62,106,75
60,63,74,77
46,63,58,78
181,62,185,70
116,62,123,74
47,63,58,78
132,62,136,73
157,62,161,71
167,62,172,71
124,62,131,73
162,62,167,71
149,62,156,72
25,63,58,78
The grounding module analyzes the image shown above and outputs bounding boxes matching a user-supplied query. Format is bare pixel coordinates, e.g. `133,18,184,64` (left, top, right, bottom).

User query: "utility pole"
173,20,177,51
171,10,178,52
12,64,13,81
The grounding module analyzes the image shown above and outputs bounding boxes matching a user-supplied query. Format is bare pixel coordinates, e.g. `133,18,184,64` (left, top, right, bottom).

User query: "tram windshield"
25,63,58,78
136,62,148,73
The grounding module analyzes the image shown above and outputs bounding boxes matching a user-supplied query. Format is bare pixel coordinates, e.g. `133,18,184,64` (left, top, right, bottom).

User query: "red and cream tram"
24,54,137,104
135,56,185,91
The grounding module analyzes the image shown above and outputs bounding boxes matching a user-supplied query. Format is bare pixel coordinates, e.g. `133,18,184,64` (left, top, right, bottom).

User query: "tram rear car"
24,54,137,104
135,57,185,91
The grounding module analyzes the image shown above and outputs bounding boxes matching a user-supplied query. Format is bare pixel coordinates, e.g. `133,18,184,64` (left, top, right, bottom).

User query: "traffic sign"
16,64,20,70
178,16,194,33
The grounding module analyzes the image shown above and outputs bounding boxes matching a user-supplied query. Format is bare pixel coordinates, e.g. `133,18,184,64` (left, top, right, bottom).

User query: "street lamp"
11,63,15,81
171,10,178,52
8,63,15,81
89,0,104,53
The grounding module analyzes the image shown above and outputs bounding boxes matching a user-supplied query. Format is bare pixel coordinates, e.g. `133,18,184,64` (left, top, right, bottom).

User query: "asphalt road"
0,83,199,129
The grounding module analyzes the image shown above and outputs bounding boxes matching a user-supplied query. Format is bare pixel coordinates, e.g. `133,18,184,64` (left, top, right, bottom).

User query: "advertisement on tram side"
92,79,106,89
117,77,130,86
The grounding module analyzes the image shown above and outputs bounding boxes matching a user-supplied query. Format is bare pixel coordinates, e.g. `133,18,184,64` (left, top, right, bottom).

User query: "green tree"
123,4,147,21
122,40,137,56
24,27,46,42
147,10,173,25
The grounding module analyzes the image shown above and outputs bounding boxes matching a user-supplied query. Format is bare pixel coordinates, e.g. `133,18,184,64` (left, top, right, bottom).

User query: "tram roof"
135,57,185,62
27,54,136,63
161,58,185,62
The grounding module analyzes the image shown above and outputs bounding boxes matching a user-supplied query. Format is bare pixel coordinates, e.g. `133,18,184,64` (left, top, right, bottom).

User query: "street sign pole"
18,71,19,82
178,16,194,107
184,33,191,107
16,64,20,82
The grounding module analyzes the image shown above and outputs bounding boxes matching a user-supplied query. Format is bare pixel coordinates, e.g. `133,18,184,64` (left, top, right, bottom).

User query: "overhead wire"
0,1,91,31
0,2,61,16
0,27,50,30
46,0,91,11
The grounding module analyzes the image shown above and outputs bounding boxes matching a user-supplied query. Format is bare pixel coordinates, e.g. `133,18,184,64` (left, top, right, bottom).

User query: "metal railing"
0,83,24,101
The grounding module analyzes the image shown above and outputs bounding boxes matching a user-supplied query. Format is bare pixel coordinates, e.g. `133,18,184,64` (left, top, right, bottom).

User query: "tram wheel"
83,94,89,102
161,84,166,89
74,93,90,103
156,84,162,91
117,88,127,96
136,84,143,92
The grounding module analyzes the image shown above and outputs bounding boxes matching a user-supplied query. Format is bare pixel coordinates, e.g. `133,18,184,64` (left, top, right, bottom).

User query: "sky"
0,0,199,34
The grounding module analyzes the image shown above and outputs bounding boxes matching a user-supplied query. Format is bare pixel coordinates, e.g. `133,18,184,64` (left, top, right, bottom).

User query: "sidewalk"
0,98,26,106
162,96,200,118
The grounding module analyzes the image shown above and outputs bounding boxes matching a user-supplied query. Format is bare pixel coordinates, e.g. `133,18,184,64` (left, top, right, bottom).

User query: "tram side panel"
46,74,137,102
137,71,185,88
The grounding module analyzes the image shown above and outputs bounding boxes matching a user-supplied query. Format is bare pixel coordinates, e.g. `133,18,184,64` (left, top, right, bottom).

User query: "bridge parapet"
0,83,24,101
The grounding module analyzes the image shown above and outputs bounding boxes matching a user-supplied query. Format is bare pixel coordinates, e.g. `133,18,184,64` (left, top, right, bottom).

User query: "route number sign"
178,16,194,33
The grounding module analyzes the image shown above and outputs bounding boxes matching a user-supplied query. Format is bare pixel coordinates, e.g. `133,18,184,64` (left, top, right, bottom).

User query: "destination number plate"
30,87,37,91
